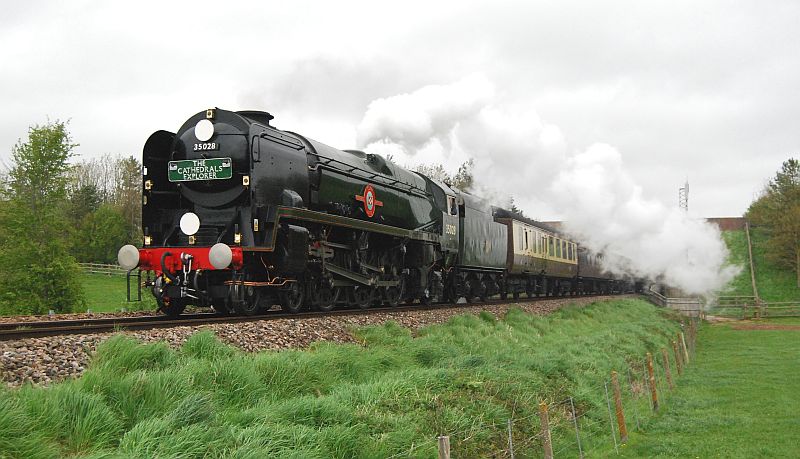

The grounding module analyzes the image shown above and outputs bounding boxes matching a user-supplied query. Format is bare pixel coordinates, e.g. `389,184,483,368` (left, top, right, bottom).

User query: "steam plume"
356,75,740,295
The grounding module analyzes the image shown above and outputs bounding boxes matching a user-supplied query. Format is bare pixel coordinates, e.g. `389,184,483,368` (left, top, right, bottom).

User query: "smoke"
356,75,740,296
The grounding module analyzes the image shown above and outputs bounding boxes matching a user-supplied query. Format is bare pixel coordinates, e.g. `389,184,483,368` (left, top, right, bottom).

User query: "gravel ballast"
1,296,623,387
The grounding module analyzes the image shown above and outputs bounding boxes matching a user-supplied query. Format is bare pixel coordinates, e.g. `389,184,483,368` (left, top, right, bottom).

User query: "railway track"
0,293,626,341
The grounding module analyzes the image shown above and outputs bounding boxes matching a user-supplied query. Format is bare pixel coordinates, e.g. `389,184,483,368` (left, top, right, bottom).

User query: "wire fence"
420,317,699,458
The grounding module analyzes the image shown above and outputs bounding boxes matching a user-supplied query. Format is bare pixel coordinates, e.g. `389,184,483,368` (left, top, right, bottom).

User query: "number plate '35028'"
168,158,233,182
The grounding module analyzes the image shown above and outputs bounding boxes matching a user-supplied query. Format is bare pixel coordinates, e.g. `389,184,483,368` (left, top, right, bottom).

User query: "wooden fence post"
646,353,659,411
438,436,450,459
661,348,674,390
539,402,553,459
507,419,515,459
679,332,690,364
611,371,628,443
672,340,683,375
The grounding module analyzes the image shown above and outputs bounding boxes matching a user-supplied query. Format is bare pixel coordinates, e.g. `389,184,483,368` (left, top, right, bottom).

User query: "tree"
414,163,453,184
69,154,142,244
0,121,85,314
452,159,474,190
413,159,475,191
72,204,129,263
113,155,143,242
508,196,527,219
746,158,800,287
68,184,102,226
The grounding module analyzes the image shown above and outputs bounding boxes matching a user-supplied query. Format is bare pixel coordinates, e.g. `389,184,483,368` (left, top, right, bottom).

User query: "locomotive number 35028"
193,142,219,151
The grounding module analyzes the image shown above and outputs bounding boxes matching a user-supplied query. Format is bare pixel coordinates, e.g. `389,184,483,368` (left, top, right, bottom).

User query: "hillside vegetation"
720,228,800,302
750,227,800,301
720,230,754,298
0,299,680,458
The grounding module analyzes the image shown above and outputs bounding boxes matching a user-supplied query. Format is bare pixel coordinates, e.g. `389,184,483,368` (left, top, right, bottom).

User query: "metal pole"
604,381,619,454
569,396,584,459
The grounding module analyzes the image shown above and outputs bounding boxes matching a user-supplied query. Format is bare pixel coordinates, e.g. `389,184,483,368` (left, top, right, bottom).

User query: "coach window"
524,230,528,250
556,239,562,258
568,243,573,261
548,237,554,256
562,241,566,259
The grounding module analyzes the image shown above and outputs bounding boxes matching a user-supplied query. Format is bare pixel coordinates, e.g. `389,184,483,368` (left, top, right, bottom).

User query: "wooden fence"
79,263,128,276
706,295,800,319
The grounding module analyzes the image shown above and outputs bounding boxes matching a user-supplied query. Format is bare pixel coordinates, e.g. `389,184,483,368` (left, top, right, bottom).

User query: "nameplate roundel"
355,184,383,218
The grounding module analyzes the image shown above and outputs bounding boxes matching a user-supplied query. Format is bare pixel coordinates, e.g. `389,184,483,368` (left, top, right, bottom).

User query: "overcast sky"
1,0,798,220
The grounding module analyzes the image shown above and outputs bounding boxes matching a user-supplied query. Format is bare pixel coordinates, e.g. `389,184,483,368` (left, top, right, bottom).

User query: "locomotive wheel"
500,291,508,300
235,285,263,316
467,279,484,303
158,297,186,318
279,282,305,313
512,290,520,300
353,287,373,309
384,287,401,307
211,299,232,315
477,281,488,302
420,287,439,305
315,287,338,312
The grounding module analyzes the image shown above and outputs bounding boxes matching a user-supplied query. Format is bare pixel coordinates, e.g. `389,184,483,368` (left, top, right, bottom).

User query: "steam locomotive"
117,108,628,316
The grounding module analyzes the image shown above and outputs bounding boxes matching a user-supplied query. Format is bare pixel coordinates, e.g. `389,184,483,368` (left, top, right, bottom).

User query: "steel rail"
0,293,630,341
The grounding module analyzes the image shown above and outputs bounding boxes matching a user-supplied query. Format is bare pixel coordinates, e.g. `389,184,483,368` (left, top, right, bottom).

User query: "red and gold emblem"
355,184,383,218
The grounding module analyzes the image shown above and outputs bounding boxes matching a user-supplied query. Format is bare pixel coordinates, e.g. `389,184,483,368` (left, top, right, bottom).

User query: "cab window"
446,196,458,215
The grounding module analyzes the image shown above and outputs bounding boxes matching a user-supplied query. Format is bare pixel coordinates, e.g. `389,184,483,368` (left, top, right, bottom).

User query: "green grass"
750,227,800,301
81,274,153,313
0,299,682,458
719,230,754,297
620,320,800,458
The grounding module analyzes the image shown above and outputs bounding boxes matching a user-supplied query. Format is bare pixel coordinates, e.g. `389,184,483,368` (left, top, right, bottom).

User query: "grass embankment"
82,274,153,313
621,320,800,457
749,227,800,301
719,230,754,298
0,299,680,458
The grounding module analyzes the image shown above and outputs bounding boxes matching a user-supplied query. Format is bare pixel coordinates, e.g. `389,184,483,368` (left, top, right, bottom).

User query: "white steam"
356,75,740,296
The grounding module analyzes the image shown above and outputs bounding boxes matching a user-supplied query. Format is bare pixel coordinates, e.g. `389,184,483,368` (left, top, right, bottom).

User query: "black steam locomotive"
117,109,627,316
